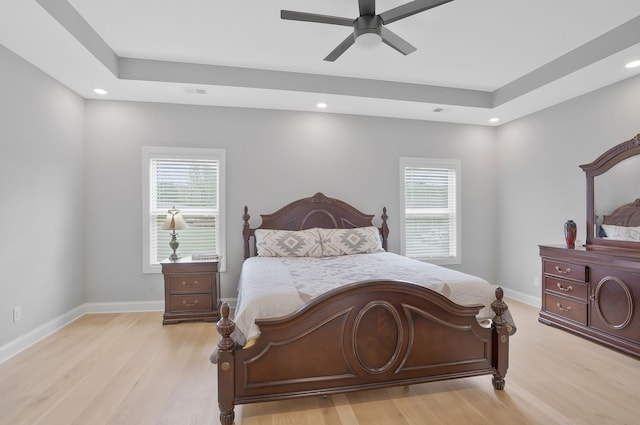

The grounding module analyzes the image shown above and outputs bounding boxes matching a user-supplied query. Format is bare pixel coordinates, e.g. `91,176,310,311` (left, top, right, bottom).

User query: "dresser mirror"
581,134,640,249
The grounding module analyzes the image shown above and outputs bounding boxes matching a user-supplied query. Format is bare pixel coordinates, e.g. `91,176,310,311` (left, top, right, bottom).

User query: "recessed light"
316,102,327,109
489,117,500,123
184,88,207,95
93,88,108,95
625,60,640,69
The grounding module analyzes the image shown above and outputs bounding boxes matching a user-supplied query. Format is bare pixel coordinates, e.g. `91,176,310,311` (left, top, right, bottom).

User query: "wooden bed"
215,193,510,425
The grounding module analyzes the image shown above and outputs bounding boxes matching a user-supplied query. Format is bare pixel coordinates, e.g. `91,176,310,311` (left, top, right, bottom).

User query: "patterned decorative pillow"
601,224,640,241
255,228,323,257
319,226,384,256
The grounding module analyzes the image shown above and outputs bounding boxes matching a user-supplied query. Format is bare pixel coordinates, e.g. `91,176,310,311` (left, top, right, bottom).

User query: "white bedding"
231,252,506,346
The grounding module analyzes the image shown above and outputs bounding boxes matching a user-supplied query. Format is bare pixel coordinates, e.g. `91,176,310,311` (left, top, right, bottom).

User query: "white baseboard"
0,305,85,364
84,300,164,314
85,298,240,314
0,298,238,364
1,301,162,364
502,287,541,307
85,299,238,314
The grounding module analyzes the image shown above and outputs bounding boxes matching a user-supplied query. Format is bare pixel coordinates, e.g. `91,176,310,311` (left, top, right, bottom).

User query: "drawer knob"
556,283,573,292
555,266,571,275
182,280,198,287
556,302,572,312
182,299,199,307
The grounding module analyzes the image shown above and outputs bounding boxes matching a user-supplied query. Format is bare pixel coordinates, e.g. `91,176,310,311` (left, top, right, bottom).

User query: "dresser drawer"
169,274,212,294
544,293,587,325
543,259,588,282
170,294,213,312
543,276,588,301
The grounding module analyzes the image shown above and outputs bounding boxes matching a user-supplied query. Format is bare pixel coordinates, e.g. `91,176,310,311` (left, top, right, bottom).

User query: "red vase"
564,220,577,248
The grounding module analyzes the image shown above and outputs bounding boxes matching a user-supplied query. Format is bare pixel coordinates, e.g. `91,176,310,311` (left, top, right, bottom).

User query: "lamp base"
169,232,180,261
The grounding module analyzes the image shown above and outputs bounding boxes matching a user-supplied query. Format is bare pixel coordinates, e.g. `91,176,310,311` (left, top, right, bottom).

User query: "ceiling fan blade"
358,0,375,16
324,34,356,62
381,27,417,55
379,0,454,25
281,10,354,27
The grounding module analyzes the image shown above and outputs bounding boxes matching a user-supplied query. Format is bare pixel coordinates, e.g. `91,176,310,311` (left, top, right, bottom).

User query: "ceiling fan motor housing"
354,15,382,39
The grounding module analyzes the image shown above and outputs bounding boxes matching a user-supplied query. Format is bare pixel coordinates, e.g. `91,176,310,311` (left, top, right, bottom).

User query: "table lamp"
162,207,188,260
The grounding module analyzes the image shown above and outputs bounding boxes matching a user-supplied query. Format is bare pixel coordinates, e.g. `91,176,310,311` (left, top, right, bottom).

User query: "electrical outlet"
13,306,22,323
533,276,540,288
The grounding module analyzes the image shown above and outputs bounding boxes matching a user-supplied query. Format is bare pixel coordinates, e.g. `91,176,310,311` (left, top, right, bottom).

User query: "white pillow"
318,226,384,256
255,228,323,257
601,224,640,241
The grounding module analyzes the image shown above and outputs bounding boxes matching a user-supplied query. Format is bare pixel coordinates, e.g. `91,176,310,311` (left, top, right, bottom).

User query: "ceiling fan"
281,0,454,62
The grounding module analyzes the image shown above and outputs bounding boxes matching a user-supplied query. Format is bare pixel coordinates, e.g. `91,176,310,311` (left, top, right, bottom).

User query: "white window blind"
143,147,226,273
400,158,461,265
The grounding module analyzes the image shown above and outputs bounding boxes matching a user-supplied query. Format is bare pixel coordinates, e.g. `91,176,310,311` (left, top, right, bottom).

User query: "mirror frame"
580,133,640,249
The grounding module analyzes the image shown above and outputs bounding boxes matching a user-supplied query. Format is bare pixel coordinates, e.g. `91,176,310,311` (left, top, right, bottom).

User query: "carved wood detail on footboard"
216,282,509,425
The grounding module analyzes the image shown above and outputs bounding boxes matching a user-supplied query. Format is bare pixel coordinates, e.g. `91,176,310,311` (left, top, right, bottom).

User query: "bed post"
217,303,236,425
380,207,389,251
242,206,251,260
490,287,509,390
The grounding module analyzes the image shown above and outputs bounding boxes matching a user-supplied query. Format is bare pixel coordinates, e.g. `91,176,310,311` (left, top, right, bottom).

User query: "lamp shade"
162,207,189,231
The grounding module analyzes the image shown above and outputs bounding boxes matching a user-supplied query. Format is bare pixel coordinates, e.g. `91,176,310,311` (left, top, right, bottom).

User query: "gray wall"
5,32,640,348
83,102,498,302
496,72,640,300
0,45,85,346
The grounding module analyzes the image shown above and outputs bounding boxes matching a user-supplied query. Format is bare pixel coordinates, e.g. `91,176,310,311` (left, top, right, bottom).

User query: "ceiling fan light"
355,32,381,49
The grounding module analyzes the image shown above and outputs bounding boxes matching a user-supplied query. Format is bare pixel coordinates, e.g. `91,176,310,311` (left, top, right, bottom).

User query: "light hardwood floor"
1,299,638,425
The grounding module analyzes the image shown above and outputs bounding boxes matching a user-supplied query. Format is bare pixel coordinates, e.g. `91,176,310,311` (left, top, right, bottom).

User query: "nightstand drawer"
170,294,212,312
543,259,588,282
544,292,587,325
544,276,588,301
169,274,212,294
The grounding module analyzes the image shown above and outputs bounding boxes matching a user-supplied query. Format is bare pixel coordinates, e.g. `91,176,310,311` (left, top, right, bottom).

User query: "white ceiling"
2,0,640,125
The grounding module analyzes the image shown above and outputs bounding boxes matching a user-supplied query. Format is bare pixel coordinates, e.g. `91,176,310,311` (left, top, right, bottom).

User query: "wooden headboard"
242,192,389,259
602,198,640,227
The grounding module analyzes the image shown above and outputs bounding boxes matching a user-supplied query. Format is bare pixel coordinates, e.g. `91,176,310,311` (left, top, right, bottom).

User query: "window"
400,157,461,265
142,147,226,273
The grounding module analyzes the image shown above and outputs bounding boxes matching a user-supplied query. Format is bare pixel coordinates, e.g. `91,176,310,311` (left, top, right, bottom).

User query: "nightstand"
160,257,220,325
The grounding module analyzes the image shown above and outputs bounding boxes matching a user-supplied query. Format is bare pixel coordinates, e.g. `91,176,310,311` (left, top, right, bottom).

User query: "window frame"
142,146,226,274
399,157,461,265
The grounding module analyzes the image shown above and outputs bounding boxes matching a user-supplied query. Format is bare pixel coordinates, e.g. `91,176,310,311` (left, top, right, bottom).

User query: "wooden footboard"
216,281,509,425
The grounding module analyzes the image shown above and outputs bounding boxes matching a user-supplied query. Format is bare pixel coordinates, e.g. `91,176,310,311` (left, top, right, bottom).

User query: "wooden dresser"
539,244,640,357
161,257,220,325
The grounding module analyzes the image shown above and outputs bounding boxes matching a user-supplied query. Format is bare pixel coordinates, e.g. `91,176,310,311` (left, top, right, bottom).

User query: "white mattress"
231,252,506,346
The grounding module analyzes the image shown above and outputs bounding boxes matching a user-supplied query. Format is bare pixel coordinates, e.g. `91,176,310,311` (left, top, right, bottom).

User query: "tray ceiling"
2,0,640,125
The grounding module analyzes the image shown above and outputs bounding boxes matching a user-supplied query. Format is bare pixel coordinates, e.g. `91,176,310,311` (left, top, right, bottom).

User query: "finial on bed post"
491,287,509,390
217,303,236,425
243,206,251,260
380,207,389,251
491,287,508,325
217,303,235,351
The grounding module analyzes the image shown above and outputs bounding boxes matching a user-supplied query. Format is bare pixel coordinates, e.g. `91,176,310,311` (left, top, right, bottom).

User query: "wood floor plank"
1,299,639,425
